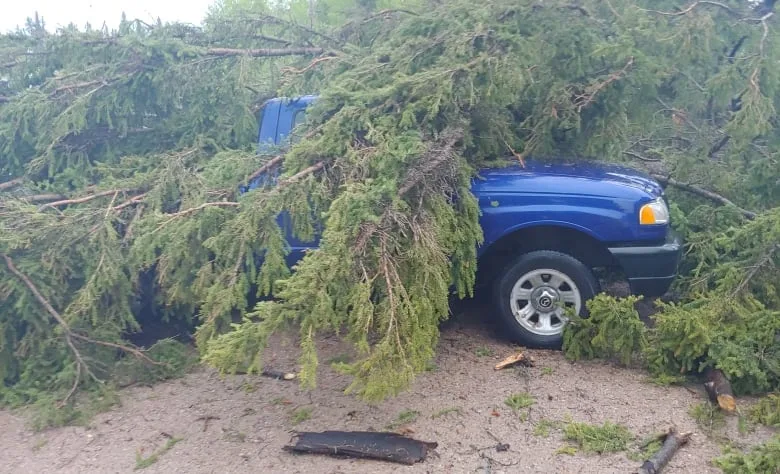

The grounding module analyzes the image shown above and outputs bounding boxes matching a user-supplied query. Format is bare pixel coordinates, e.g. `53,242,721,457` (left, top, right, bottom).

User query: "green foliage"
504,392,535,411
135,436,183,470
689,402,727,434
533,418,560,438
386,409,420,429
563,294,647,366
1,0,779,413
626,435,665,463
27,386,120,431
431,406,462,419
475,346,494,357
565,210,779,396
749,394,780,428
290,406,313,425
562,421,633,454
714,435,780,474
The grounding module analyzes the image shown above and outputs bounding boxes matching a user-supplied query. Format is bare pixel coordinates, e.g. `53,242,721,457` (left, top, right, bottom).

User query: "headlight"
639,197,669,225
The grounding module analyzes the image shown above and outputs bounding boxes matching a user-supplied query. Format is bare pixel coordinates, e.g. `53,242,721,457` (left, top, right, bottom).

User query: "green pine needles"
1,0,779,413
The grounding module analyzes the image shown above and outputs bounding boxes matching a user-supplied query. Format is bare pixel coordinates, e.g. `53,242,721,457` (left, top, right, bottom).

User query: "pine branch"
152,201,240,234
2,253,166,406
280,56,339,75
51,79,107,96
652,175,757,219
205,47,324,58
165,201,240,218
573,57,634,112
639,1,741,17
38,189,137,211
731,243,778,297
70,333,162,367
2,253,97,405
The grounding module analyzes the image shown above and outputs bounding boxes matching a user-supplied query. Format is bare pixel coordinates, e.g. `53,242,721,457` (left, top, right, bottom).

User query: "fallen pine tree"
0,0,778,424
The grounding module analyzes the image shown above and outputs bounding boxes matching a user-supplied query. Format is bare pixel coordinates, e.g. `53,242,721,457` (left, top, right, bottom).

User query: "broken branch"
494,351,535,370
284,431,437,465
637,427,692,474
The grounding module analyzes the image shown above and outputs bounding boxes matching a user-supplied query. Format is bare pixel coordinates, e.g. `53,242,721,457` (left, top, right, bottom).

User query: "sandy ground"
0,299,774,474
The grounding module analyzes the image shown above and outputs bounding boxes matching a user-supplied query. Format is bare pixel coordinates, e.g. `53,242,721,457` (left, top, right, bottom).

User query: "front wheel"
493,250,599,349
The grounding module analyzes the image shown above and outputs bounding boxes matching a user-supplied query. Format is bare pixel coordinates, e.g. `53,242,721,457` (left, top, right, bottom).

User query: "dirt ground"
0,299,774,474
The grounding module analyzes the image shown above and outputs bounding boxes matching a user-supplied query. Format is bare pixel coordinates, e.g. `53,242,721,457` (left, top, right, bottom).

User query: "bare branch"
731,244,778,297
0,178,23,192
38,189,137,211
164,201,240,219
639,1,740,17
205,47,324,58
246,155,284,183
70,333,163,367
280,56,338,75
280,161,325,185
652,175,757,219
113,193,148,211
22,193,67,203
623,150,661,162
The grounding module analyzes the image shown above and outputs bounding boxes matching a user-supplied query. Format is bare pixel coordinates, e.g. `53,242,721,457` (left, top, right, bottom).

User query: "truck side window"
290,110,307,144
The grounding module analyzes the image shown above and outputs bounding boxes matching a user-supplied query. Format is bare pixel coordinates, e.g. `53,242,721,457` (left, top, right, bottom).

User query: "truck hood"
473,160,664,199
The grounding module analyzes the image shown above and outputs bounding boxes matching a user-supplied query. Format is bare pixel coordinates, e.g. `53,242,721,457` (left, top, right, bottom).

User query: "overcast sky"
1,0,216,32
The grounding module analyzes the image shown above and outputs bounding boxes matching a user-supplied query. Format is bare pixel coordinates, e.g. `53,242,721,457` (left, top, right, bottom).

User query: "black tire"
493,250,599,349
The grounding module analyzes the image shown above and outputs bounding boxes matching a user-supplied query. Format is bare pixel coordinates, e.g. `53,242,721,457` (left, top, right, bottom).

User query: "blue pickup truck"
247,96,682,348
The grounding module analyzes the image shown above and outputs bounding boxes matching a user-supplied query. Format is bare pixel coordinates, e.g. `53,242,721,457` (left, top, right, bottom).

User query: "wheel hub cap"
533,287,558,311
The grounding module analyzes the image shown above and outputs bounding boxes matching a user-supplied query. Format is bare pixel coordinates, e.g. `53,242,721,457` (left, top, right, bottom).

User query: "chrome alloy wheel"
508,268,581,336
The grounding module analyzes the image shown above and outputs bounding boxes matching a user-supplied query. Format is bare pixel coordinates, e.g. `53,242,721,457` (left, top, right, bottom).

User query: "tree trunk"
637,428,692,474
704,368,736,413
284,431,438,465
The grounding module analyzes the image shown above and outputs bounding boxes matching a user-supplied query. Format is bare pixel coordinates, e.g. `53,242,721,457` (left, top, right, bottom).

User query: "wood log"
283,431,438,465
637,428,692,474
494,351,534,370
703,367,736,413
261,369,296,380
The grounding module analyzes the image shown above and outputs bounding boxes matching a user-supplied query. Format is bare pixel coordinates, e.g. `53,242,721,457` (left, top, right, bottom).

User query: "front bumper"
608,229,683,297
